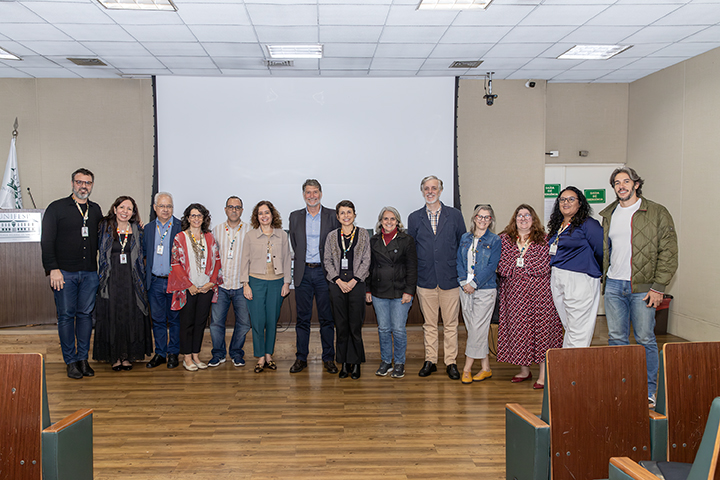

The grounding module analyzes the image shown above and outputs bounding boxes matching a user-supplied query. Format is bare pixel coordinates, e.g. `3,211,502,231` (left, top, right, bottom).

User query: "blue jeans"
210,287,251,361
53,270,99,364
294,265,335,362
372,296,411,365
148,276,180,356
604,278,659,397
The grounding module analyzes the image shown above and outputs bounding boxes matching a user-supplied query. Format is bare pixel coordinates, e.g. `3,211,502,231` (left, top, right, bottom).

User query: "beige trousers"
416,286,460,365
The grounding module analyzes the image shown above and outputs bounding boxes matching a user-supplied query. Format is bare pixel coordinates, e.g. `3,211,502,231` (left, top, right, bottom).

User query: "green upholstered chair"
0,353,93,480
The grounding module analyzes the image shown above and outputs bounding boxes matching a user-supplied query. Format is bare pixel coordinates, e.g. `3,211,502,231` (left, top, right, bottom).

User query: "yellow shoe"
473,370,493,382
461,371,473,384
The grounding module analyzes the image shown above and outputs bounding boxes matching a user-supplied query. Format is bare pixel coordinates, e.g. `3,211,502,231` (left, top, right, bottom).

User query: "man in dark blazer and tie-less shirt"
143,192,183,369
288,179,341,374
407,175,466,380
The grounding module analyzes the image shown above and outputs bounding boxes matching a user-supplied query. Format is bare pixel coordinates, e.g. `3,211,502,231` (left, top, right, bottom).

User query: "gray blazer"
288,206,340,287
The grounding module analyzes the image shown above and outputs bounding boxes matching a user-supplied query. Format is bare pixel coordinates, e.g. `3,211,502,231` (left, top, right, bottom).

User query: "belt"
306,263,321,268
153,274,169,279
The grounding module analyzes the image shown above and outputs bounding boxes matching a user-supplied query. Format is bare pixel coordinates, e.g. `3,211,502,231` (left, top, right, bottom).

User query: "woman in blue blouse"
457,204,501,384
547,187,603,348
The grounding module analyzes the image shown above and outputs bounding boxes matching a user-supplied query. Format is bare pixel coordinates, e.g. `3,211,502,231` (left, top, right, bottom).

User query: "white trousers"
459,287,496,360
550,267,601,348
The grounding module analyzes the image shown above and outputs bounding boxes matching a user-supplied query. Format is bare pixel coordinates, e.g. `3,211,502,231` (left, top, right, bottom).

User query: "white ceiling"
1,0,720,82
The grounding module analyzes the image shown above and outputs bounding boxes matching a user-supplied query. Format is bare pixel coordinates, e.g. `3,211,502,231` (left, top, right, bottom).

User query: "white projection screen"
156,76,456,230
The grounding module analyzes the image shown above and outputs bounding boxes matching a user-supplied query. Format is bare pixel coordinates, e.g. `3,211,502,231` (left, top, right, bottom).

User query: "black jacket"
366,230,418,299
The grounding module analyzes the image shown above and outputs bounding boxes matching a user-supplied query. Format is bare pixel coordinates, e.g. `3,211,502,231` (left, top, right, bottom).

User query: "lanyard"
226,222,242,250
551,222,570,248
74,200,89,227
517,237,531,258
156,221,172,244
340,227,356,258
190,232,206,257
470,237,480,271
117,225,131,254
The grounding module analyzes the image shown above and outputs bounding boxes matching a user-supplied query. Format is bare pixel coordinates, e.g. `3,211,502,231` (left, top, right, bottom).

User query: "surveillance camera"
483,94,497,106
525,80,536,88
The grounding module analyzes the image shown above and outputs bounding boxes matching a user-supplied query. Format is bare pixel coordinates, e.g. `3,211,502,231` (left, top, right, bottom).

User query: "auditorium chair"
505,345,665,480
0,353,93,480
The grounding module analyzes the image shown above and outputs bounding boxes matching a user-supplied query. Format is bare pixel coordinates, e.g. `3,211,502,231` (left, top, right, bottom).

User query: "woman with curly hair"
167,203,222,372
93,196,152,371
497,204,561,389
239,201,291,373
547,187,603,348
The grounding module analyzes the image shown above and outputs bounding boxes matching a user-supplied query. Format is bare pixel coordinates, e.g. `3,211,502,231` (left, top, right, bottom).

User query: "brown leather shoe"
289,359,307,373
324,361,339,374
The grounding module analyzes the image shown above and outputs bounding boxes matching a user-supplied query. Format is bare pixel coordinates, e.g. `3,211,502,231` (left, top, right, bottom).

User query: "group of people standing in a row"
41,168,677,403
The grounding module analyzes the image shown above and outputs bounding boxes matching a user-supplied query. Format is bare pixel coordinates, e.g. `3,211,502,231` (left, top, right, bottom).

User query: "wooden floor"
0,318,684,480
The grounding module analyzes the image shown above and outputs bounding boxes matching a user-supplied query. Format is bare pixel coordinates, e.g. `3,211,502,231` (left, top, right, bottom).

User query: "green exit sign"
545,184,560,198
585,189,606,203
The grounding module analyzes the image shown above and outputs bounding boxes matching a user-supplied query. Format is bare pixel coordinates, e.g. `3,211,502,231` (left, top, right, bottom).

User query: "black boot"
339,363,350,378
351,364,361,380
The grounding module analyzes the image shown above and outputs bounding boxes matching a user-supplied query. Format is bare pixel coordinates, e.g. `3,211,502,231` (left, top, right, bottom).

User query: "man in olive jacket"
599,167,678,406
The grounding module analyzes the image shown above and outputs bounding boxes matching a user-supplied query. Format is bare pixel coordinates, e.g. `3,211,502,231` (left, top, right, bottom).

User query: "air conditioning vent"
449,60,483,69
67,58,107,67
265,60,294,67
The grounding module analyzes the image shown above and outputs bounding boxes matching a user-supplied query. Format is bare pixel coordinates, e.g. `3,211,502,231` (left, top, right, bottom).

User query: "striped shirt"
212,221,249,290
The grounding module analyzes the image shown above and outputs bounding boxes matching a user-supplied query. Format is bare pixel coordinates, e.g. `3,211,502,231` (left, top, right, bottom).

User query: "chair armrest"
42,409,93,433
648,410,667,461
42,409,93,480
608,457,659,480
506,403,550,480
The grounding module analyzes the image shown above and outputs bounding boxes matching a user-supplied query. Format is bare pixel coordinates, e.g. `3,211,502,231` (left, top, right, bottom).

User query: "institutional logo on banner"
0,137,22,209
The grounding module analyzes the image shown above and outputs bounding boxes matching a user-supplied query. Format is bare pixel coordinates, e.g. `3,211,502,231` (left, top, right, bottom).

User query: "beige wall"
0,78,154,219
546,83,628,165
628,47,720,341
457,79,546,230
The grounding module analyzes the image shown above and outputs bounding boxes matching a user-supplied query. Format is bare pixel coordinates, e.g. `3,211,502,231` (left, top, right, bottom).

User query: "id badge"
156,244,164,255
549,244,557,256
120,254,127,264
266,252,272,263
227,249,233,259
341,258,349,270
81,226,89,237
201,258,207,269
516,257,524,268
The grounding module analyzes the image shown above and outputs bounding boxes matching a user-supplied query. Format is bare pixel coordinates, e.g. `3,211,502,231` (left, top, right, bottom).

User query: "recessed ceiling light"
266,45,323,59
0,47,21,61
558,45,632,60
417,0,492,10
96,0,177,11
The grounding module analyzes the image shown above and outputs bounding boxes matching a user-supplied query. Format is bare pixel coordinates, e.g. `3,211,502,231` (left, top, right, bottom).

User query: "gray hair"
420,175,444,192
609,166,644,197
302,179,322,193
471,204,495,234
154,192,174,205
374,206,405,234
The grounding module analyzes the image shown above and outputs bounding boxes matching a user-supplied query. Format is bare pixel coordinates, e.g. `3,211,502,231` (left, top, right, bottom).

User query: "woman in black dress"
93,196,152,371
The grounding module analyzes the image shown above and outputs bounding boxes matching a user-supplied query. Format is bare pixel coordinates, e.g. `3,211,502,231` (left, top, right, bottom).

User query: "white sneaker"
648,394,656,409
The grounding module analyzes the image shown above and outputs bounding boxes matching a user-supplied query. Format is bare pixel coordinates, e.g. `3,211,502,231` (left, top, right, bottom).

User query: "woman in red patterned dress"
497,204,562,389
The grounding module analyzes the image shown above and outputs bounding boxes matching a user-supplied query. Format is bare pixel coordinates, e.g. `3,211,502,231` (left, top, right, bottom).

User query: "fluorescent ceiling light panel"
558,44,632,60
266,44,323,59
417,0,492,10
97,0,177,11
0,47,21,61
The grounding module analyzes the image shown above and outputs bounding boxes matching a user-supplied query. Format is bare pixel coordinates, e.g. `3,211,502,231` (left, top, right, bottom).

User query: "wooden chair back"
547,345,651,480
663,342,720,463
0,353,44,479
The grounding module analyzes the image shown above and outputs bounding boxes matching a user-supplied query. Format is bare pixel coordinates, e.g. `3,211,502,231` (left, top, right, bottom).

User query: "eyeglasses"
558,197,577,204
189,214,203,219
475,215,492,221
156,204,173,210
226,205,243,211
73,180,93,187
516,214,533,220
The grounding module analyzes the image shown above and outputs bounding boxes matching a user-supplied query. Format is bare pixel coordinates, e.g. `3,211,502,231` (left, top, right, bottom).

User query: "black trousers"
179,290,213,355
328,281,366,364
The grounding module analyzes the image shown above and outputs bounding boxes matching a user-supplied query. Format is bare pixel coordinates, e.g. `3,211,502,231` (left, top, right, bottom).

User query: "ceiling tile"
439,26,513,43
569,57,638,70
69,67,121,78
370,57,425,70
158,56,215,68
20,2,113,24
319,69,370,76
0,67,33,77
269,68,320,76
506,69,568,80
622,25,706,43
254,26,318,43
594,69,656,83
550,70,604,81
483,42,553,58
452,5,536,26
652,2,720,25
143,42,206,56
421,57,472,70
0,41,39,57
17,67,79,77
385,5,459,26
320,57,371,69
429,43,491,58
416,70,463,76
478,57,534,69
81,41,149,56
7,55,61,67
101,10,184,26
213,57,267,69
0,24,71,42
124,25,197,42
246,4,318,26
219,68,271,76
176,3,251,25
681,25,720,42
102,55,166,68
189,25,257,42
169,68,222,75
502,26,576,43
379,26,448,43
54,24,136,42
323,43,377,57
625,56,685,70
518,4,609,26
522,57,583,69
201,42,264,57
319,26,383,43
0,3,46,23
586,4,682,26
560,25,643,44
650,42,720,57
319,4,390,26
616,43,666,57
373,43,435,58
21,41,95,56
